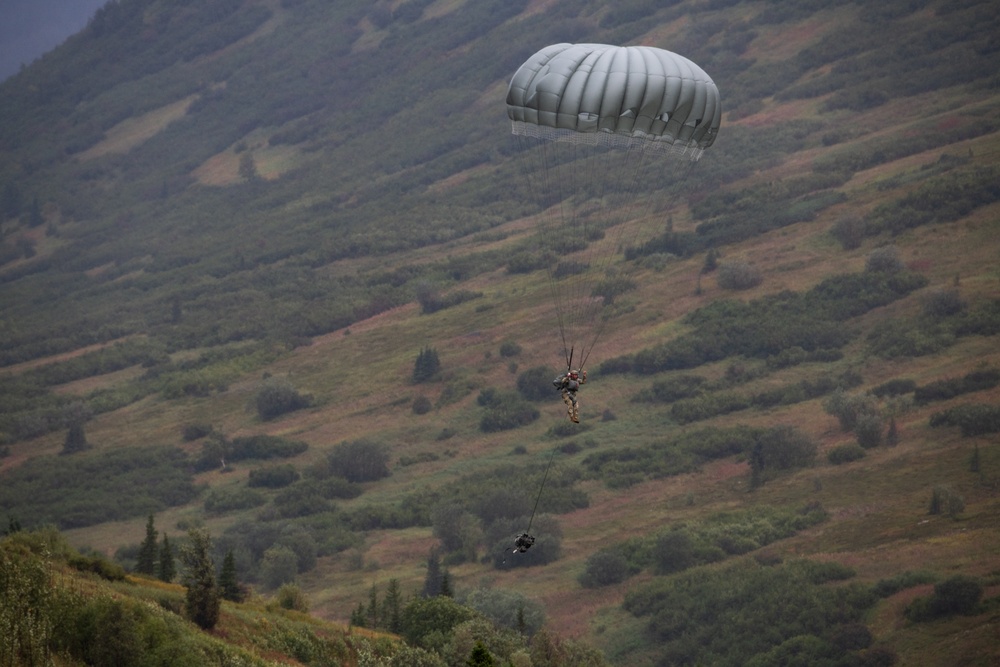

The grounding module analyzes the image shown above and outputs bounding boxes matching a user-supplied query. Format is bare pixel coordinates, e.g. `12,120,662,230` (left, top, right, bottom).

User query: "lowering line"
503,446,559,564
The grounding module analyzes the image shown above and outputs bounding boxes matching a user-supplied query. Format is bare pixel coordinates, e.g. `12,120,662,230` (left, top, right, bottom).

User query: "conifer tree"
136,515,158,575
421,548,443,597
368,582,379,629
181,528,220,630
219,550,243,602
383,578,403,633
412,347,441,383
62,422,89,455
350,602,367,627
158,534,175,583
467,641,496,667
440,569,453,598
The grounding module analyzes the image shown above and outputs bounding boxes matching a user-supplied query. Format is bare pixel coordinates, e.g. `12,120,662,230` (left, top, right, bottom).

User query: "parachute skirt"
510,121,706,160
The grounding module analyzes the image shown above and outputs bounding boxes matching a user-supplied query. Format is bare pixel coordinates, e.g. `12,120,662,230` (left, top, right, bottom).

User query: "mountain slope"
2,1,1000,665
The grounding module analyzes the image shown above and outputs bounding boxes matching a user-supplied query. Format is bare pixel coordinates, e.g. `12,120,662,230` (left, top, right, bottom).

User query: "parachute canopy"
506,43,721,157
505,43,721,372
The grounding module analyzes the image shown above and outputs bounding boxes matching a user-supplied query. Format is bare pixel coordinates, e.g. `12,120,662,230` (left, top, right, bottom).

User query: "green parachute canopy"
504,44,722,372
506,43,721,157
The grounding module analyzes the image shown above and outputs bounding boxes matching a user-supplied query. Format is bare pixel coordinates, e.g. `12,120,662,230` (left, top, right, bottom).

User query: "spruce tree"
440,569,453,598
158,534,176,583
413,347,441,383
219,550,242,602
368,582,379,629
62,422,89,455
136,515,158,575
421,548,443,597
383,578,403,633
467,641,496,667
350,602,367,627
181,528,220,630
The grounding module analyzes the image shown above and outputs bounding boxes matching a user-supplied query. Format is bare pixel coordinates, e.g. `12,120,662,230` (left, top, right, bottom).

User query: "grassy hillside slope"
1,0,999,665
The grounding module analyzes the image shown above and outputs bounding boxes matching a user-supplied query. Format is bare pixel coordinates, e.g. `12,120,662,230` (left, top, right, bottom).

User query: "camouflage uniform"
553,369,587,423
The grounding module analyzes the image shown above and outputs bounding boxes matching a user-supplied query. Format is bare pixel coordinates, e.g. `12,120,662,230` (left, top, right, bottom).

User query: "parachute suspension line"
526,445,559,536
577,142,652,369
571,143,654,370
576,148,701,372
516,131,575,367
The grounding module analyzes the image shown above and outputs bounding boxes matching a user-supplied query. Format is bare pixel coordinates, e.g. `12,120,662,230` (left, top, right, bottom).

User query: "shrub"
204,487,266,513
830,215,867,250
68,553,127,581
326,439,391,483
914,369,1000,404
463,588,545,635
929,403,1000,436
823,389,878,432
591,275,637,305
516,366,558,402
479,391,539,433
872,378,916,397
248,464,300,489
827,443,866,465
749,426,817,487
412,395,433,414
182,423,213,441
865,246,904,273
717,260,762,290
498,340,522,357
274,584,310,612
872,571,936,598
578,548,637,588
922,288,965,319
552,260,588,278
259,546,298,590
906,575,982,621
928,485,964,518
255,379,311,420
854,413,884,449
867,319,955,358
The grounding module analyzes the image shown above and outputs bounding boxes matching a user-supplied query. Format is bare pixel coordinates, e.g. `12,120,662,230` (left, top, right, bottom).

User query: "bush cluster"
477,388,539,432
929,403,1000,437
601,267,927,375
622,558,875,666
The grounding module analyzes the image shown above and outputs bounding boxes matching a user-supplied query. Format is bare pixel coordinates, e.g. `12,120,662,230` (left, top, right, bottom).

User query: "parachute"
506,43,721,371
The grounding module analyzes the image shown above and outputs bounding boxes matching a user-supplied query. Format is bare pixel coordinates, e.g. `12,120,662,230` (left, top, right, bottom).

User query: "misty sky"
0,0,108,81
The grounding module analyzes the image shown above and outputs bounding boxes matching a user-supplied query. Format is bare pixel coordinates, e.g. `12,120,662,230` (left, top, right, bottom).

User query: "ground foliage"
600,267,928,375
0,0,999,664
622,558,876,667
0,446,198,529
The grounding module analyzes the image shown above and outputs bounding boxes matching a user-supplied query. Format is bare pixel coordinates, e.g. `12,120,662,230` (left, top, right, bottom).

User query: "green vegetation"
906,575,985,622
621,558,876,667
0,0,998,664
581,504,827,588
0,524,610,665
0,446,197,529
930,403,1000,437
601,266,928,375
581,425,815,488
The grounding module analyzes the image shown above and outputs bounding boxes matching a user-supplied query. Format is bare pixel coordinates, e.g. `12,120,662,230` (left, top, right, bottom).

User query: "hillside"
2,0,1000,665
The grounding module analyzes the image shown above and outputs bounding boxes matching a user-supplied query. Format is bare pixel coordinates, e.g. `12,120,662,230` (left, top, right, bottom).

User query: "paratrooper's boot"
570,403,579,423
